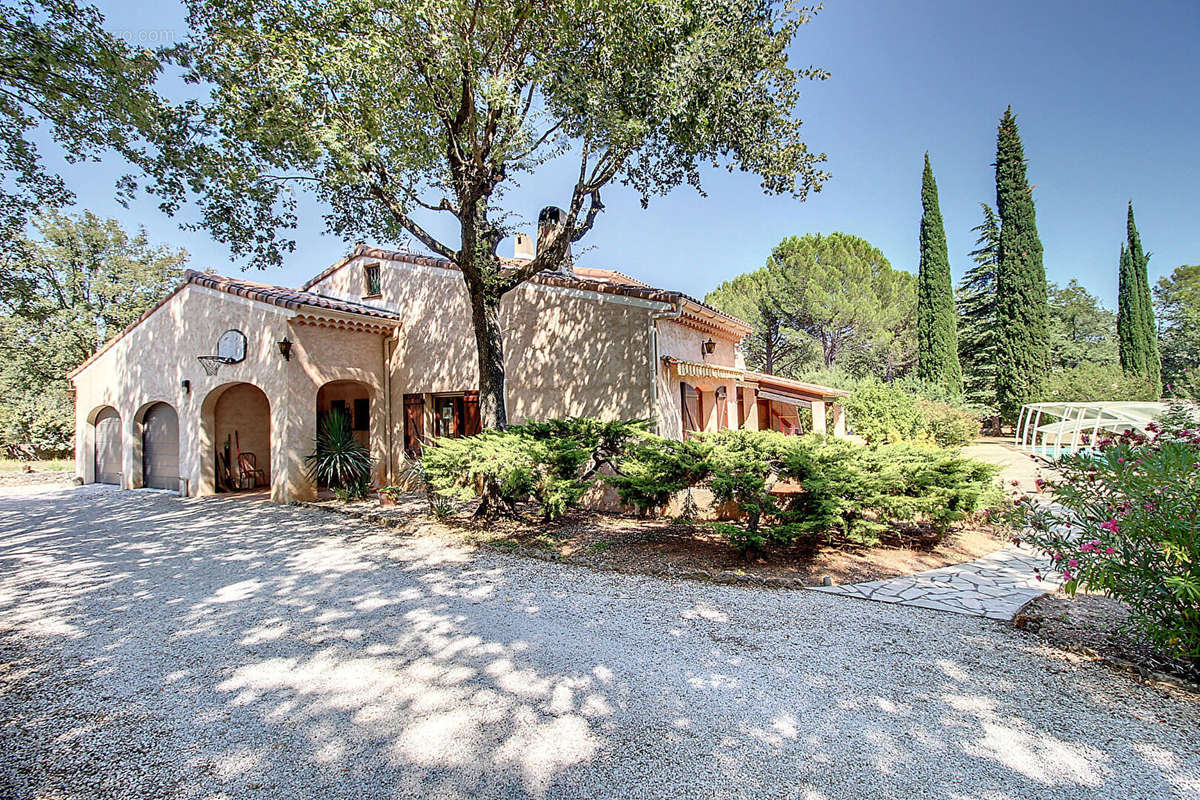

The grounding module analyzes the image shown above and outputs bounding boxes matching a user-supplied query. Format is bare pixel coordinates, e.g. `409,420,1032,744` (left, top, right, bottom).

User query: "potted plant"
378,485,405,507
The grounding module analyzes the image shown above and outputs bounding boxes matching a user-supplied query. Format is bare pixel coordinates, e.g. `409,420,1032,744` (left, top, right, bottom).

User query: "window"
681,382,702,438
431,392,483,440
363,262,381,297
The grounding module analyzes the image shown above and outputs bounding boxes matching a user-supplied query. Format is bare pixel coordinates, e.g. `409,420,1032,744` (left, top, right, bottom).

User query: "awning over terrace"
1013,401,1171,459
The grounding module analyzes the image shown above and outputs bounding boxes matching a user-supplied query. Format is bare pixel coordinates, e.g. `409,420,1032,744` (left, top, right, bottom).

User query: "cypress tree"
1125,203,1162,396
993,107,1049,422
957,203,1000,409
916,152,961,394
1116,242,1143,375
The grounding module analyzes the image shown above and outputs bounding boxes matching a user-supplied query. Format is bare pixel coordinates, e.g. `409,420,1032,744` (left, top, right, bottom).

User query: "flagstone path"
810,543,1058,621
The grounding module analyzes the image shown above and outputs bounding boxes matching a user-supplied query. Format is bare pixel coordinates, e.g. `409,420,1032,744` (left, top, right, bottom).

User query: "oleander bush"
1007,402,1200,668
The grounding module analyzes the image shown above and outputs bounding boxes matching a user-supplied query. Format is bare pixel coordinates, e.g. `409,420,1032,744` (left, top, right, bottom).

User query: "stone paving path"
811,542,1059,621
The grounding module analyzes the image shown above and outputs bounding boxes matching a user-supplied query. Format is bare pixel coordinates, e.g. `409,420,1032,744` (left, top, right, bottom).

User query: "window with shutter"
364,262,381,297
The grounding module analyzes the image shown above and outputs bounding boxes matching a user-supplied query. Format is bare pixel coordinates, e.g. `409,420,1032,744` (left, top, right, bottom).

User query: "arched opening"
140,402,180,491
91,406,122,485
314,380,372,488
209,382,271,492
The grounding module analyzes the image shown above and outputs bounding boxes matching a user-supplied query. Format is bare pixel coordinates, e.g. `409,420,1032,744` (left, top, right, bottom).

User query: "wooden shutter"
716,386,728,431
462,392,481,435
681,383,701,438
403,394,424,456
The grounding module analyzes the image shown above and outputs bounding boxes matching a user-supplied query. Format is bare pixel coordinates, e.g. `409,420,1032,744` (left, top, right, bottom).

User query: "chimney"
537,206,573,275
513,232,534,260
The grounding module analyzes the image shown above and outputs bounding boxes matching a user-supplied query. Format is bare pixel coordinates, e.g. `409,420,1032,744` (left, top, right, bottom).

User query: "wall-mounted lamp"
702,338,716,356
278,336,293,361
181,379,191,394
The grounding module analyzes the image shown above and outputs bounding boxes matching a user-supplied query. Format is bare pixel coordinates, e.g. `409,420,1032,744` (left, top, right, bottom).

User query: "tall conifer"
957,203,1000,409
1121,203,1162,396
916,153,961,393
993,107,1049,422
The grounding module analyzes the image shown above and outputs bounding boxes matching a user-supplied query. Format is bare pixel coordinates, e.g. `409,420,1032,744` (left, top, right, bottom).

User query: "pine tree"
1125,203,1162,396
916,152,961,394
993,107,1049,423
957,203,1000,409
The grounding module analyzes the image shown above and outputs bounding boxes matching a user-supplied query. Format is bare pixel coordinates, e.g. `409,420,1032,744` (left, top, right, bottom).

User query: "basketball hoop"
197,355,233,376
196,329,248,377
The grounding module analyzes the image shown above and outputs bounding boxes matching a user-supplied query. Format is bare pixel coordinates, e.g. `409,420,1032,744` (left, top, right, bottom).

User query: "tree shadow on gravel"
0,486,1197,800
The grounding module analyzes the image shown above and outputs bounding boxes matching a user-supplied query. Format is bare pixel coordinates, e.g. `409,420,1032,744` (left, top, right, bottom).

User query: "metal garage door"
142,403,179,491
94,407,122,485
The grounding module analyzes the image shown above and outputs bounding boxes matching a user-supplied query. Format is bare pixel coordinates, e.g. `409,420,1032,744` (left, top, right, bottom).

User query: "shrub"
705,430,796,551
305,408,373,499
1040,362,1158,403
606,433,711,515
841,380,924,443
1011,404,1200,668
917,399,981,448
423,418,646,520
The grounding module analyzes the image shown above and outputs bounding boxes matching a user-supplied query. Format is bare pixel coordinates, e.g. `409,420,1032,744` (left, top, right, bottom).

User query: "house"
69,219,847,503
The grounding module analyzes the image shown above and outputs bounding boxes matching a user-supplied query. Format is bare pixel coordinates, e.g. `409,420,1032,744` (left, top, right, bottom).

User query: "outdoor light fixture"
278,336,293,361
702,338,716,356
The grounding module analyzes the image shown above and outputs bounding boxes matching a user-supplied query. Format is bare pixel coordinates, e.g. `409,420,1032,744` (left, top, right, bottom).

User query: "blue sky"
39,0,1200,307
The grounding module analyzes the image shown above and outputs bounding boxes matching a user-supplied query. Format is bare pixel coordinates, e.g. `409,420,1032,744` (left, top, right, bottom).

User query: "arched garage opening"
90,406,122,485
140,402,180,491
205,382,271,493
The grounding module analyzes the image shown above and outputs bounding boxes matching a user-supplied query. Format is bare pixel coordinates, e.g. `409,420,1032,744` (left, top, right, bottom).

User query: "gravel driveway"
1,486,1197,799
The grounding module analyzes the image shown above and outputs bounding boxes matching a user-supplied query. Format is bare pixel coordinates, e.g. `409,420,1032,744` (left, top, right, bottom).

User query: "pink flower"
1080,543,1095,553
1100,518,1120,534
1104,547,1115,555
1117,457,1124,464
1068,559,1078,567
1062,569,1073,580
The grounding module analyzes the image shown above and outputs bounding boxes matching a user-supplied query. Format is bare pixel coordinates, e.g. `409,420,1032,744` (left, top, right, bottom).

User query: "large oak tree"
150,0,830,427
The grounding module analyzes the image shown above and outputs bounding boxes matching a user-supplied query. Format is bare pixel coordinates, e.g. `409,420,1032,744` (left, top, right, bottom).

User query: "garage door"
94,407,122,485
142,403,179,491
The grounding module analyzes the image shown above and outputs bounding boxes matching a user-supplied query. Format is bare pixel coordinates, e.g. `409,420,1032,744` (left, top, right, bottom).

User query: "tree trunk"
469,288,507,429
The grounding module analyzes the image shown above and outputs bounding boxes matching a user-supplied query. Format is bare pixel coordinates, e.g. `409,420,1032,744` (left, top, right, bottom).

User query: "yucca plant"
305,408,373,499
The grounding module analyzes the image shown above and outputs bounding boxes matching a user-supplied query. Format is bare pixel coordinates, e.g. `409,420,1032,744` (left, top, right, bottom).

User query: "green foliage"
1049,280,1118,370
0,212,187,456
1155,264,1200,399
1014,414,1200,667
840,381,924,443
1040,363,1158,403
606,434,712,515
154,0,831,428
0,0,164,245
916,153,961,393
957,203,1000,410
840,380,980,448
707,233,917,382
423,418,646,520
305,409,373,498
1121,204,1162,396
917,400,982,449
993,107,1050,423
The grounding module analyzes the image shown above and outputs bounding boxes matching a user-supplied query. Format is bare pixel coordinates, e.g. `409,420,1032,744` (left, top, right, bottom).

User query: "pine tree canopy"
993,107,1049,423
916,152,961,395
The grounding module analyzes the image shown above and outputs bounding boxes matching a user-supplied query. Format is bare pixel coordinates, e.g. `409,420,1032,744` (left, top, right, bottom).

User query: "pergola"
1013,401,1169,459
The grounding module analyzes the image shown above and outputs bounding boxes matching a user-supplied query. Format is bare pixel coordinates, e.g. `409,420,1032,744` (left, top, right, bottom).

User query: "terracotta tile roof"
67,270,400,380
302,244,753,336
185,270,401,321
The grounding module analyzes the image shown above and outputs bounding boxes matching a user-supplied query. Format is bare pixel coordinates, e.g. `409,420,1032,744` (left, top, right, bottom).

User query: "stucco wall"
72,284,389,502
310,256,662,457
653,318,742,440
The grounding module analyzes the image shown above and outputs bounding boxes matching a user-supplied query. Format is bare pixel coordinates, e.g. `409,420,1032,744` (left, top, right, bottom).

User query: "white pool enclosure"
1014,401,1171,459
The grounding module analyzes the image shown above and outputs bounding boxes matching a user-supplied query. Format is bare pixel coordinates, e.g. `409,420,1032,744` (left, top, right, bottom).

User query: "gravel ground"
1,486,1197,800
